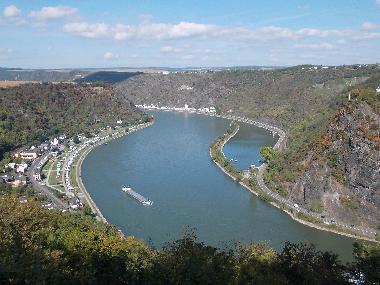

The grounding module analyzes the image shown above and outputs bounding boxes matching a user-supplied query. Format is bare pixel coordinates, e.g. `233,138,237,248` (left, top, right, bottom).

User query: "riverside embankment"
73,121,154,223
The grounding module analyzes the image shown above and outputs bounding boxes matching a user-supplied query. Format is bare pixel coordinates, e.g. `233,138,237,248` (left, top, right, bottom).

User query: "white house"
51,138,59,146
5,163,16,169
16,163,28,173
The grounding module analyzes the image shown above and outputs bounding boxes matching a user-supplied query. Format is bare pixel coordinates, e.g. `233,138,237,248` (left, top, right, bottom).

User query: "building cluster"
1,119,143,214
136,104,216,114
1,135,66,187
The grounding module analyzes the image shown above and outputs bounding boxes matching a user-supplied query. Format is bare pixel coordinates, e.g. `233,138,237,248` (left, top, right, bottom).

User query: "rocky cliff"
284,88,380,228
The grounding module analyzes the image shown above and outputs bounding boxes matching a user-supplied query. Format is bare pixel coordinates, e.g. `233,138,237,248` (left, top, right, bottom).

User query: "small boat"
122,185,132,192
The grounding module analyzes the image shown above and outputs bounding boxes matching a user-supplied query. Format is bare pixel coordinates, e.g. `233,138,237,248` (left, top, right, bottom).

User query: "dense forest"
0,83,147,160
0,196,379,285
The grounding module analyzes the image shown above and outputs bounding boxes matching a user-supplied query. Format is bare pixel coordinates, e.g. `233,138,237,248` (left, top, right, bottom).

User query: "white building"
51,138,59,146
15,151,38,160
16,163,28,173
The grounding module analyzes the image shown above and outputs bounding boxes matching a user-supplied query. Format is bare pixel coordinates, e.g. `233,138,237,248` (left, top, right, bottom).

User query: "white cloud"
295,43,335,50
352,32,380,40
63,22,108,38
103,52,119,60
160,46,181,53
362,21,377,30
29,6,78,21
3,5,21,17
376,0,380,4
63,20,355,43
295,28,350,37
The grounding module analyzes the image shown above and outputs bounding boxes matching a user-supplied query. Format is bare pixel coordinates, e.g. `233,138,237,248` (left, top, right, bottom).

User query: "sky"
0,0,380,68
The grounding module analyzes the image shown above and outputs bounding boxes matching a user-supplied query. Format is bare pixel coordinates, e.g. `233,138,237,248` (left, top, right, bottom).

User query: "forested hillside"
0,196,379,284
116,65,380,128
0,83,146,160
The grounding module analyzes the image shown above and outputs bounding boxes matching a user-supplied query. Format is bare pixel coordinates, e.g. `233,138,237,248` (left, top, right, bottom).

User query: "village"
0,119,149,216
136,103,217,114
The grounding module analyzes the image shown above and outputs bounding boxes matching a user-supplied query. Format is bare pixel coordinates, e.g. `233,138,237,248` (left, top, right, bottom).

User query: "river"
82,111,357,261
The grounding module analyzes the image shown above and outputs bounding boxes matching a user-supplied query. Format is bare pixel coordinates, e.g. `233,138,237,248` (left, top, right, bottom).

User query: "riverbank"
208,116,377,243
72,121,154,223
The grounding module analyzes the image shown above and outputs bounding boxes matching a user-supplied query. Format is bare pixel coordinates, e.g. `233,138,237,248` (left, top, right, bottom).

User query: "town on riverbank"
1,118,153,221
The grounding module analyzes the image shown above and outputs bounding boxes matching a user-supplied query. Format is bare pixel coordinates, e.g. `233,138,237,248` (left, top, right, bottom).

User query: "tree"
260,147,277,163
350,242,380,285
148,230,236,285
73,135,80,144
277,242,349,285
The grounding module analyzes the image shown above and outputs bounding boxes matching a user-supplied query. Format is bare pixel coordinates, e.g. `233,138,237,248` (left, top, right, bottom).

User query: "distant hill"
0,67,89,82
116,64,380,129
76,71,143,84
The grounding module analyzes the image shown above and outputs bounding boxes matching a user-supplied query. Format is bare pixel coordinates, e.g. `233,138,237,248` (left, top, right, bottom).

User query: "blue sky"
0,0,379,68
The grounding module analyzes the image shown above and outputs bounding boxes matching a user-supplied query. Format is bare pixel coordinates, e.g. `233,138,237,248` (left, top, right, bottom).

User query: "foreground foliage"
0,196,379,285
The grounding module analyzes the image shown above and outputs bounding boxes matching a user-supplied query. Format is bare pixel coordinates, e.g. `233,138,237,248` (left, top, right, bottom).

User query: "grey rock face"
288,102,380,228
